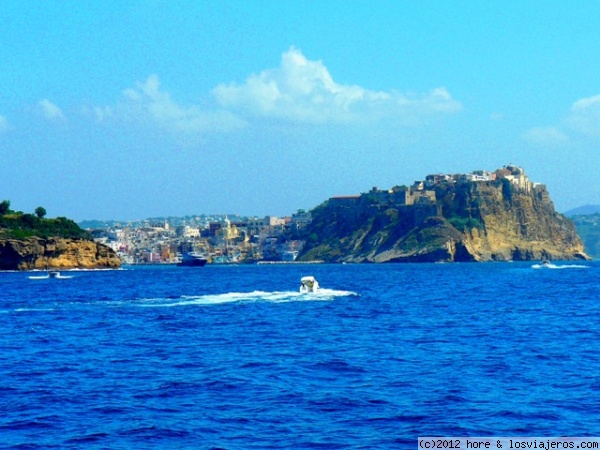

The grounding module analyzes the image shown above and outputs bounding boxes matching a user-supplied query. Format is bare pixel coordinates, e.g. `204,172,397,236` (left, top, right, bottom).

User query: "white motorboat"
48,270,60,278
300,276,319,293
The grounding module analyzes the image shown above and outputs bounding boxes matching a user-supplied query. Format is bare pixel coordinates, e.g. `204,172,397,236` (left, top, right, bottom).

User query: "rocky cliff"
0,237,121,270
299,178,588,263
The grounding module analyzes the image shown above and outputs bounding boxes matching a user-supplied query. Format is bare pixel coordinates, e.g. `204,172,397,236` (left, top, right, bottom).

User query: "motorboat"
300,276,319,293
177,252,208,267
28,270,73,280
532,258,555,269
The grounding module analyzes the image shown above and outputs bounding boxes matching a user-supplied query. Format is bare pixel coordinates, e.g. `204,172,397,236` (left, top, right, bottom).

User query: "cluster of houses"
329,164,544,208
89,164,548,265
90,210,313,265
422,164,542,195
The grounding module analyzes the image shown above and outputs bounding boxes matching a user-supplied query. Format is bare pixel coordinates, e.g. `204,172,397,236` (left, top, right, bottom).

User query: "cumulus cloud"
114,75,245,134
92,106,114,122
524,93,600,145
0,114,8,132
93,48,461,136
39,99,66,121
212,47,462,124
565,94,600,136
523,126,569,145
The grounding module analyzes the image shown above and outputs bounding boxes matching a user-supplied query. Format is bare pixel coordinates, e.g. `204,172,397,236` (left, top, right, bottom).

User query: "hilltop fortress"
330,164,549,212
299,165,587,262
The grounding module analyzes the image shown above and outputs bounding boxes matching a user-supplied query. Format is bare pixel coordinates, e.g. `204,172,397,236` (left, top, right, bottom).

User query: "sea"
2,261,600,449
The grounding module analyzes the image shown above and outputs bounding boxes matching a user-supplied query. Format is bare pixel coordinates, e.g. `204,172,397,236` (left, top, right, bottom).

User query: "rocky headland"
0,203,121,270
0,237,121,270
298,166,589,263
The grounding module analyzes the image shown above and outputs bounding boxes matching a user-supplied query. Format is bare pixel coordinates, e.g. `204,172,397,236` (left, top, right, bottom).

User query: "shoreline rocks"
0,237,121,270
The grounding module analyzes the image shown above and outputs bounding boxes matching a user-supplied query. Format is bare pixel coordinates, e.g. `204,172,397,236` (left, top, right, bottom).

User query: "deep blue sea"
2,261,600,449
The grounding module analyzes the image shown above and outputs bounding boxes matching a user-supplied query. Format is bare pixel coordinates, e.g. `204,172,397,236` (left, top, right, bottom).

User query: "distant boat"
212,252,242,264
177,252,208,267
29,270,63,280
532,259,555,269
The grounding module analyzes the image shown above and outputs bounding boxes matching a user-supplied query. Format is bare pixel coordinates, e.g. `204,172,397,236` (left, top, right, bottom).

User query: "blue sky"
2,1,600,221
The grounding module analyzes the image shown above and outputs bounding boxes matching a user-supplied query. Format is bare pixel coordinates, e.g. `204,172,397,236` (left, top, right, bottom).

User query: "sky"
2,1,600,221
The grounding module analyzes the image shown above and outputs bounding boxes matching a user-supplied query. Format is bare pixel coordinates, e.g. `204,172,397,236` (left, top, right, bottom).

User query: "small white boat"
300,276,319,293
29,270,71,280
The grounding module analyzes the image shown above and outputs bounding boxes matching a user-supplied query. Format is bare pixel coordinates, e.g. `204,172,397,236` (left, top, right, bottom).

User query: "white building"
247,216,286,236
183,226,200,238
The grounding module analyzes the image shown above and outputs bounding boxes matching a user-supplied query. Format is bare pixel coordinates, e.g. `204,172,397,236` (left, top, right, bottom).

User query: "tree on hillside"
0,200,11,215
21,213,37,228
35,207,47,219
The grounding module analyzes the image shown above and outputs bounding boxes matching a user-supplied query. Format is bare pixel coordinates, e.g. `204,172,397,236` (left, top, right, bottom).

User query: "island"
297,165,589,263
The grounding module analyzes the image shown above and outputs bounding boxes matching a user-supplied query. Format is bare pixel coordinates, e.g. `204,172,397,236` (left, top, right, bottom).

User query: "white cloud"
212,46,462,124
92,106,114,122
93,48,461,136
0,114,8,132
523,126,569,145
565,94,600,136
39,99,65,121
115,75,245,134
524,93,600,145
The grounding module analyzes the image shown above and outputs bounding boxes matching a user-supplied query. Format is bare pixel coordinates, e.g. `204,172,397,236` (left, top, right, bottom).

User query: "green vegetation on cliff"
0,200,91,240
0,200,120,270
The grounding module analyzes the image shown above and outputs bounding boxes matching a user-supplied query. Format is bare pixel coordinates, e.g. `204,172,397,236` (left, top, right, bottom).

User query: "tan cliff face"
457,182,587,261
0,237,122,270
299,179,589,263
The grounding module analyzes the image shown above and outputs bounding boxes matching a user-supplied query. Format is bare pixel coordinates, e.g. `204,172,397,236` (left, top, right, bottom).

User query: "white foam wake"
28,274,73,279
136,288,358,307
531,263,589,270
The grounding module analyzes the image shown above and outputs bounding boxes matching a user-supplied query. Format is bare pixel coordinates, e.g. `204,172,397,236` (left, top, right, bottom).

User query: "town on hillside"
90,211,313,265
89,164,545,265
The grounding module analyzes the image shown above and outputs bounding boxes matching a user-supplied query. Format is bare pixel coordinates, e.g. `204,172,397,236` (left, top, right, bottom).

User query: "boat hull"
177,252,208,267
177,259,207,267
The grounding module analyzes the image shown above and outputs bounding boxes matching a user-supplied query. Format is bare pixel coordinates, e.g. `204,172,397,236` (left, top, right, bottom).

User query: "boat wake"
28,274,73,279
136,289,358,307
531,263,589,270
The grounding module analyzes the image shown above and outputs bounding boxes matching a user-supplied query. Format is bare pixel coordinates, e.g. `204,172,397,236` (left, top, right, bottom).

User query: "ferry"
177,252,208,267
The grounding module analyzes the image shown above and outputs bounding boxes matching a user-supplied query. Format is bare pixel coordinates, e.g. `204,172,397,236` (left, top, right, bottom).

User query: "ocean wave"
531,263,590,270
136,288,358,307
14,308,57,312
28,274,74,280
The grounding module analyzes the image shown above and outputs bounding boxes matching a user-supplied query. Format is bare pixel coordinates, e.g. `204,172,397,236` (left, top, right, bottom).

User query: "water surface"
1,262,598,448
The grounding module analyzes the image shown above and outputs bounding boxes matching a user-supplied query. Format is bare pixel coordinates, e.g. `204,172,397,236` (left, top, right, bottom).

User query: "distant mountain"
570,213,600,258
564,205,600,217
79,214,249,229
